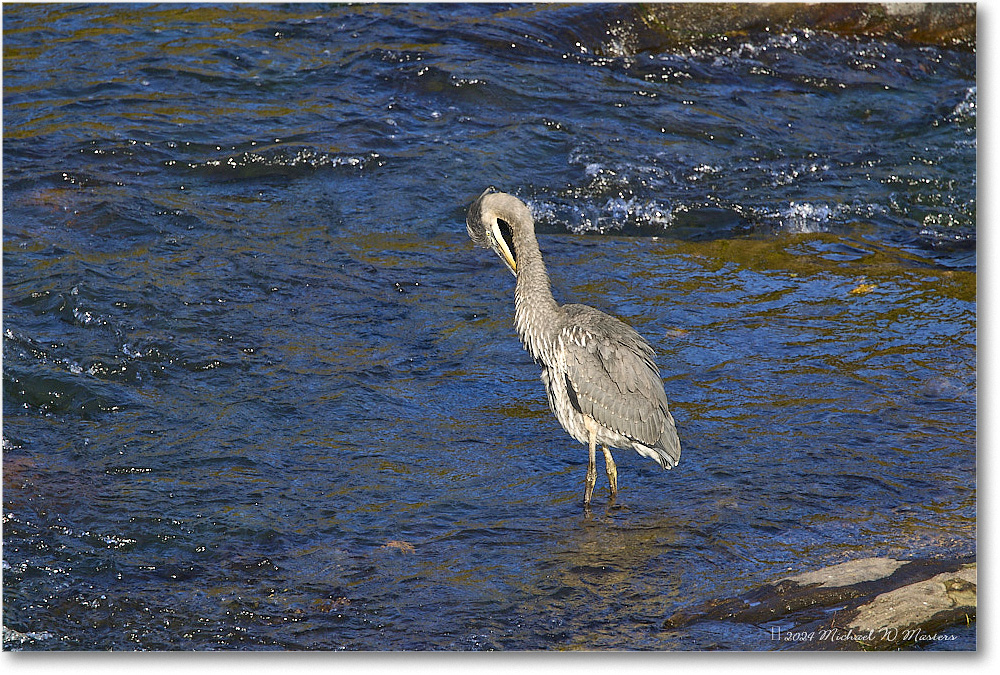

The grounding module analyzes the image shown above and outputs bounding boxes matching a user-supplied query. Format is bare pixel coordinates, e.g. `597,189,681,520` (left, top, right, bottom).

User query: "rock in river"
664,557,976,650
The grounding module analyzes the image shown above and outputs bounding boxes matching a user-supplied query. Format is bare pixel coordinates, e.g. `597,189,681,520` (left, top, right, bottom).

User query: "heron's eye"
497,218,517,263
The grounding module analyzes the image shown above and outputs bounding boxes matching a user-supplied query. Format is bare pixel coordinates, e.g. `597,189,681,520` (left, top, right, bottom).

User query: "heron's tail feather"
634,416,681,470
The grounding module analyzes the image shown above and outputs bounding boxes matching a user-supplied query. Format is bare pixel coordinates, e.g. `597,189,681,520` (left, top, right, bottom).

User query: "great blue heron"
466,188,681,506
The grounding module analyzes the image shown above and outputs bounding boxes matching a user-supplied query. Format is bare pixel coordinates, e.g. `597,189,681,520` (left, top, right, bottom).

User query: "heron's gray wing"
559,304,670,448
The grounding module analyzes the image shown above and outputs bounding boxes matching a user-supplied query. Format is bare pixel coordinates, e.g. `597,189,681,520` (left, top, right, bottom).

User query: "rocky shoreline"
664,556,976,650
614,3,976,52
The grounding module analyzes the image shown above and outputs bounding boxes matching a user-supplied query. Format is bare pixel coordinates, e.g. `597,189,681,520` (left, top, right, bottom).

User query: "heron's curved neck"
512,225,561,363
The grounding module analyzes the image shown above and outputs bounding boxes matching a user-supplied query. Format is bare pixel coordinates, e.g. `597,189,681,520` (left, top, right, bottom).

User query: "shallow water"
2,3,975,650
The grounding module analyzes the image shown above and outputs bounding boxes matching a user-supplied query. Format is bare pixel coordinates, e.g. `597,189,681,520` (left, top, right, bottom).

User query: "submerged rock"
664,557,976,650
623,3,976,52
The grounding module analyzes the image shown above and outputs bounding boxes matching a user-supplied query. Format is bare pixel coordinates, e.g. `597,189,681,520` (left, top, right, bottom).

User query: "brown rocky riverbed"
628,2,975,51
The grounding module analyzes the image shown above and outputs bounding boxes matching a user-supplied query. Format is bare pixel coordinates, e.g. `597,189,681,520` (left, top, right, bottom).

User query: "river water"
2,3,975,650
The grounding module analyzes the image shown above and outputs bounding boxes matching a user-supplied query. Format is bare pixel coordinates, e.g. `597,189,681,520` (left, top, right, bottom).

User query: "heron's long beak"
490,221,517,275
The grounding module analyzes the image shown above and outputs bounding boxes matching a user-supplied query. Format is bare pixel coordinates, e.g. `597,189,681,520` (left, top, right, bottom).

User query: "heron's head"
466,187,533,276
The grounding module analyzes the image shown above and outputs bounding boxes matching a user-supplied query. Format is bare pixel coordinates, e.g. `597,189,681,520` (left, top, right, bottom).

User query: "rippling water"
3,3,975,650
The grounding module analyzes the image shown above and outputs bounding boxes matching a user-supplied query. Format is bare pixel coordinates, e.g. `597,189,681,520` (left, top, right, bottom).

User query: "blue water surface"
3,3,975,650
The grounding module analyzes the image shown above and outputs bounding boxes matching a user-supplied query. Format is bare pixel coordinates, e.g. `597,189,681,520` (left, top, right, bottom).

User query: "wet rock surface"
623,2,976,52
664,557,976,650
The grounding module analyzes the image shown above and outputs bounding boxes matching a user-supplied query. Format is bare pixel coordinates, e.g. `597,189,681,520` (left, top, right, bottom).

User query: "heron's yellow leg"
584,422,597,505
602,446,618,499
